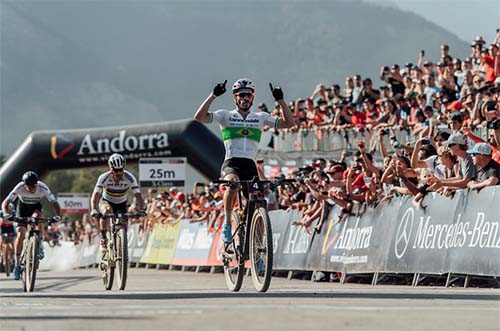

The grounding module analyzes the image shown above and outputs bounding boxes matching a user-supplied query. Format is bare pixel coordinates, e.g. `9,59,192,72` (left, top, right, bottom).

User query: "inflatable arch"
0,119,224,201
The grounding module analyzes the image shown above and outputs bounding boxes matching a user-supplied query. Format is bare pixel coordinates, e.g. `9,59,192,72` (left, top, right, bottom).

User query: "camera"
421,138,430,145
487,118,500,130
420,50,425,57
380,128,389,136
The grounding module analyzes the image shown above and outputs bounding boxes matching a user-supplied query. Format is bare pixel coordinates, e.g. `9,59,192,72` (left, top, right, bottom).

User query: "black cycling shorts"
16,202,43,227
220,157,259,181
17,202,43,218
102,200,128,214
0,224,15,235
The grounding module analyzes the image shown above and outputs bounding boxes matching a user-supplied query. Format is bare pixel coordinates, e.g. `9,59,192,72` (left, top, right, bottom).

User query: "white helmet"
108,153,125,170
232,78,255,94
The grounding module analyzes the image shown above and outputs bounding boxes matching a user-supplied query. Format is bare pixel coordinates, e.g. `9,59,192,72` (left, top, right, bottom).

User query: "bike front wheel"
249,207,273,292
24,235,39,293
223,212,245,292
4,248,11,277
102,232,114,291
115,228,128,290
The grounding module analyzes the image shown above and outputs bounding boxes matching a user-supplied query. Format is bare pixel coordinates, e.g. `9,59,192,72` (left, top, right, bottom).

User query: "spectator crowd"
16,29,500,242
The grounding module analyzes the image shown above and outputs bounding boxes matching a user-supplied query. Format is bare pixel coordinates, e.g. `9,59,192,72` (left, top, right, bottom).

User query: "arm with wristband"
194,80,227,123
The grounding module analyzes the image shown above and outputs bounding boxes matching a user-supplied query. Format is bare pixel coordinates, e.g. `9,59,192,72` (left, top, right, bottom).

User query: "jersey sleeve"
208,109,227,124
261,112,280,129
93,173,106,194
125,171,141,194
4,182,23,203
39,182,57,203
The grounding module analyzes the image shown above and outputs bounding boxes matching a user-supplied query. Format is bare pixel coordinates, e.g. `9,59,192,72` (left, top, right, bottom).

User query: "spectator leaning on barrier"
466,143,500,189
428,133,476,193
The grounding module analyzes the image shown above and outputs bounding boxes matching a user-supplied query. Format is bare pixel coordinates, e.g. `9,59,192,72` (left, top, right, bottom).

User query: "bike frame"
103,214,128,263
231,181,268,260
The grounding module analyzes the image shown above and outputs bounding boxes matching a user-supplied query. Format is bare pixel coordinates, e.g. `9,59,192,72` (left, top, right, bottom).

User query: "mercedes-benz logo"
394,208,414,259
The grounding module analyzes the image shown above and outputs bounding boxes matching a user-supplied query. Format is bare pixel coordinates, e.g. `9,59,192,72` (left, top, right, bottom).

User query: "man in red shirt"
481,44,500,82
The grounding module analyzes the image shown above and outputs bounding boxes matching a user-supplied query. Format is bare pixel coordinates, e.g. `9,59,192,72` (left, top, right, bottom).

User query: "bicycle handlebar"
101,212,145,219
13,216,59,225
213,177,296,191
213,178,296,185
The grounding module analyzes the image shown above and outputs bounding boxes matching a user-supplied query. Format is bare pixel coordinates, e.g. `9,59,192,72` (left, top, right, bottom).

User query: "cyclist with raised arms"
194,79,295,243
1,171,62,280
90,153,145,253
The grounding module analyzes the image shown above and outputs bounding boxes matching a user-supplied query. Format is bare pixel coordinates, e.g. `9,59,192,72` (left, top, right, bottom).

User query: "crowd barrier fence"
38,186,500,287
259,126,489,153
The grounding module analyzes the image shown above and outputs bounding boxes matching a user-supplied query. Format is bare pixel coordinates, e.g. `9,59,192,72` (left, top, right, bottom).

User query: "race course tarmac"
1,268,499,331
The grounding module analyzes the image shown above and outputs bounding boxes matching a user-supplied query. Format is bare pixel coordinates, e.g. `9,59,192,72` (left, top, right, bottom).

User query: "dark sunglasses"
448,143,456,147
236,92,253,98
112,168,124,173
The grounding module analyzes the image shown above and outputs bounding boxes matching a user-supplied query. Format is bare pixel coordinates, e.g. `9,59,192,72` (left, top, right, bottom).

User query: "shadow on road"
1,291,499,301
0,316,146,320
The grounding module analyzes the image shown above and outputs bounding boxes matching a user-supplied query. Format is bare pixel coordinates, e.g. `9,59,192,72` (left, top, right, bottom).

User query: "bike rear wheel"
115,228,128,290
223,212,245,292
102,232,114,290
249,207,273,292
24,235,39,293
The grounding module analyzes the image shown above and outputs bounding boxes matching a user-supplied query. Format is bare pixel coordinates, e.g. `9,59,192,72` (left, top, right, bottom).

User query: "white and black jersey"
5,181,57,205
93,170,140,204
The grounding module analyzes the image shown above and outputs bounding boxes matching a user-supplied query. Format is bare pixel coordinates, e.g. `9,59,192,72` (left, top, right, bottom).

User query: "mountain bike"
100,212,143,291
1,227,16,277
14,216,58,292
214,176,293,292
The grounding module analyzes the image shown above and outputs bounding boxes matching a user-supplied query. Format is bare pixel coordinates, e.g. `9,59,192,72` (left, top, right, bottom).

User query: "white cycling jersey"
93,170,140,204
5,181,57,205
209,109,279,160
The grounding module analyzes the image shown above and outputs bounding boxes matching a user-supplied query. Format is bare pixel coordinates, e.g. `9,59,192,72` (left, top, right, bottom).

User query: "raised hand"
213,80,227,97
269,83,284,101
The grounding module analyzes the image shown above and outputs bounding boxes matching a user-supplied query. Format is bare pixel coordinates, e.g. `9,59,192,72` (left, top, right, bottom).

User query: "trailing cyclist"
1,171,62,280
90,153,145,260
194,78,295,243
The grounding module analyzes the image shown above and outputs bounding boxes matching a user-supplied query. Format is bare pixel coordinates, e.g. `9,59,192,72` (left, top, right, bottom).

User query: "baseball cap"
467,142,492,155
474,36,486,44
327,164,344,174
443,133,467,146
447,100,463,112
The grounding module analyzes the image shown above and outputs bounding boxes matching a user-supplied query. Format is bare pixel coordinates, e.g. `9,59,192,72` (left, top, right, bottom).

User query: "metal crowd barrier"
260,126,489,153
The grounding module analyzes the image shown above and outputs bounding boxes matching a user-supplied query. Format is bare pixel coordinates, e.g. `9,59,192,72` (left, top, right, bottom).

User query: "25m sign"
139,157,186,187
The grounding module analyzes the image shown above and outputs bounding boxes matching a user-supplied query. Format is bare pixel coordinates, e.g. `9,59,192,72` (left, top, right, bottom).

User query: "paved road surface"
1,268,499,331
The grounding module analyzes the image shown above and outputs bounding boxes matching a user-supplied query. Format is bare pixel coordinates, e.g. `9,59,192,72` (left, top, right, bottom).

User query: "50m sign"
139,157,186,187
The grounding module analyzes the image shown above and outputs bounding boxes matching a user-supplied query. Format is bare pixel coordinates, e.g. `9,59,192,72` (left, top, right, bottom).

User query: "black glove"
269,83,284,101
90,209,100,218
212,80,227,97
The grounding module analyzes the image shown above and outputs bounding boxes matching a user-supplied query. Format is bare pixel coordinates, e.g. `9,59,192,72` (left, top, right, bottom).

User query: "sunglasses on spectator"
236,92,254,98
473,79,483,84
448,144,456,147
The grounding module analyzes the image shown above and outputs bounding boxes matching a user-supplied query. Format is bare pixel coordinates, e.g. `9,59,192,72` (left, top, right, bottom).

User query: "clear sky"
367,0,500,44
